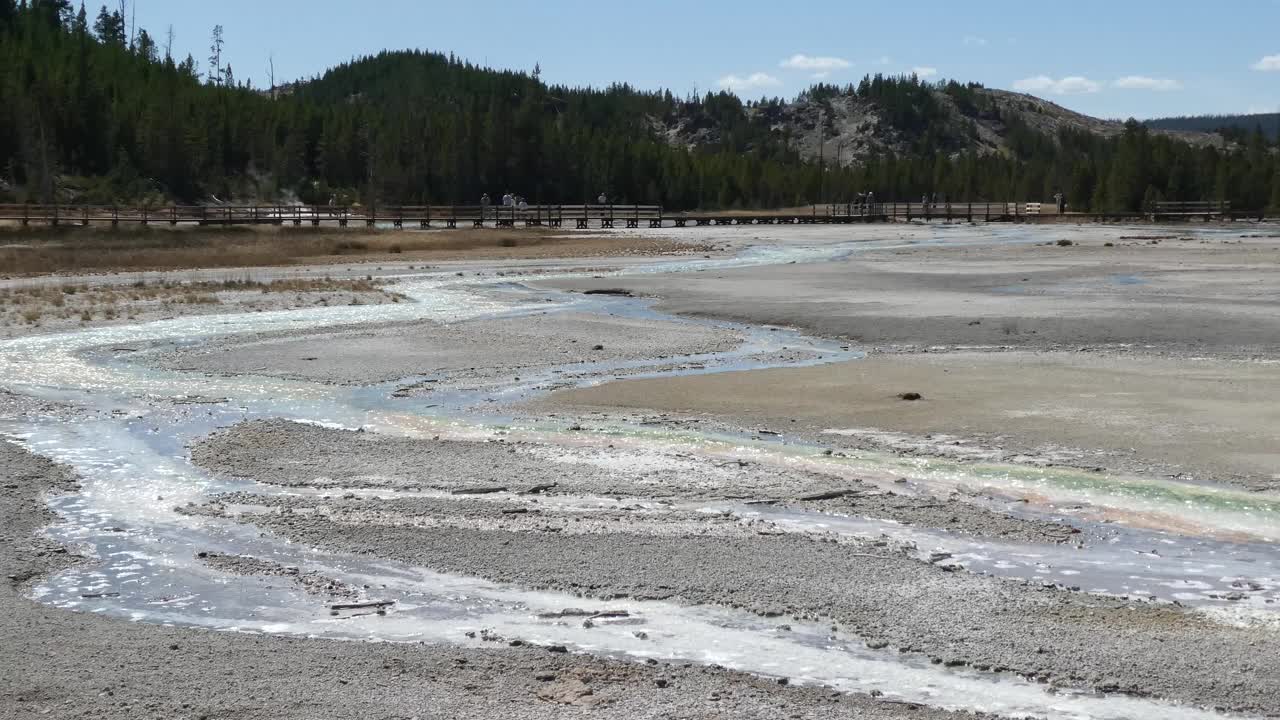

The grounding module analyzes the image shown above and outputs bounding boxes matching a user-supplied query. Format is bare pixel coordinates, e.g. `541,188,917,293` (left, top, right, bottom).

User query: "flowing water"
3,226,1275,719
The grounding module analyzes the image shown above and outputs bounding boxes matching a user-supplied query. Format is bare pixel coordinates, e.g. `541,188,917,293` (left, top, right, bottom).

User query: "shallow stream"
3,226,1275,719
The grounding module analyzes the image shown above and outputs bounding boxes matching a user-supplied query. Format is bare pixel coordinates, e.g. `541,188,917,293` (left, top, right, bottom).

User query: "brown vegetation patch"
0,276,402,332
0,226,714,275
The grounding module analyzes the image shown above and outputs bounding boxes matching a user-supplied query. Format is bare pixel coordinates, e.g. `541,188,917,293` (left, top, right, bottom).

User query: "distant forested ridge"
1146,113,1280,142
2,1,1279,212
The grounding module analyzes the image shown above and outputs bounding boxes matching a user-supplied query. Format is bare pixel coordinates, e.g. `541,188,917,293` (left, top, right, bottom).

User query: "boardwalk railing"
0,201,1084,228
0,201,1261,229
0,204,666,229
1150,200,1231,220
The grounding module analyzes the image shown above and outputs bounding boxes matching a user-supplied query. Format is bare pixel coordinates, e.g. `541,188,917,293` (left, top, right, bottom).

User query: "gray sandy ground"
544,231,1280,354
538,231,1280,489
194,419,1077,544
542,351,1280,491
0,440,989,720
187,421,1280,715
7,224,1280,719
150,311,742,385
223,494,1280,715
198,551,362,599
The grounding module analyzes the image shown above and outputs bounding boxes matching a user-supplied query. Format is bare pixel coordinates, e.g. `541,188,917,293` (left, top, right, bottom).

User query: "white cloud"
780,54,852,72
717,72,782,92
1013,75,1055,92
1114,75,1182,91
912,66,939,79
1252,54,1280,71
963,35,988,47
811,71,830,80
1013,75,1101,95
876,55,892,66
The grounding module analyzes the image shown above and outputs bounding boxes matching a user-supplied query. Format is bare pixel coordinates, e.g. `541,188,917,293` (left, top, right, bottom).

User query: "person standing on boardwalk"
597,192,607,205
481,192,491,220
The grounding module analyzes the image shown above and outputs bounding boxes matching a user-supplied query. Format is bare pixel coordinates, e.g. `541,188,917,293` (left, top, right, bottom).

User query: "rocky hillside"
657,81,1223,165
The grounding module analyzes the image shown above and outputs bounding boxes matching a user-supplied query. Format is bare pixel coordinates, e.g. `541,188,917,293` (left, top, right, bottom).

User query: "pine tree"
31,0,72,28
207,24,223,85
134,27,154,62
178,53,199,80
92,4,123,45
0,4,1273,210
1270,163,1280,211
0,0,16,31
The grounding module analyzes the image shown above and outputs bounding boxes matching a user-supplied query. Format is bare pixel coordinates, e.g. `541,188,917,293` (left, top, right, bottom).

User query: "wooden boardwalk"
1149,200,1232,221
0,201,1265,229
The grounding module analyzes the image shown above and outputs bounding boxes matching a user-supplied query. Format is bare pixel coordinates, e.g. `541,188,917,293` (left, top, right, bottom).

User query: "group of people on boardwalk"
479,191,611,218
480,191,529,218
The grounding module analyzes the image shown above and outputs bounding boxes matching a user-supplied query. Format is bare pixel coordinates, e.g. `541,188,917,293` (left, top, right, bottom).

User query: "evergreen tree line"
1146,113,1280,142
3,1,1279,212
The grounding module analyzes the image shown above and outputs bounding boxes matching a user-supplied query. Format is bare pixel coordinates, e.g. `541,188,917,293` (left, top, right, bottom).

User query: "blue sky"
130,0,1280,120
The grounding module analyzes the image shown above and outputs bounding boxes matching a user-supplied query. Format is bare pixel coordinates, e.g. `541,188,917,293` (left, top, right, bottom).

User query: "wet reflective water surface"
3,227,1275,719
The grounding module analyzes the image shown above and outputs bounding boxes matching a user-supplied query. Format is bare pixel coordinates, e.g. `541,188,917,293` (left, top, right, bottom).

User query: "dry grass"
0,225,691,275
217,277,380,294
0,276,399,330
